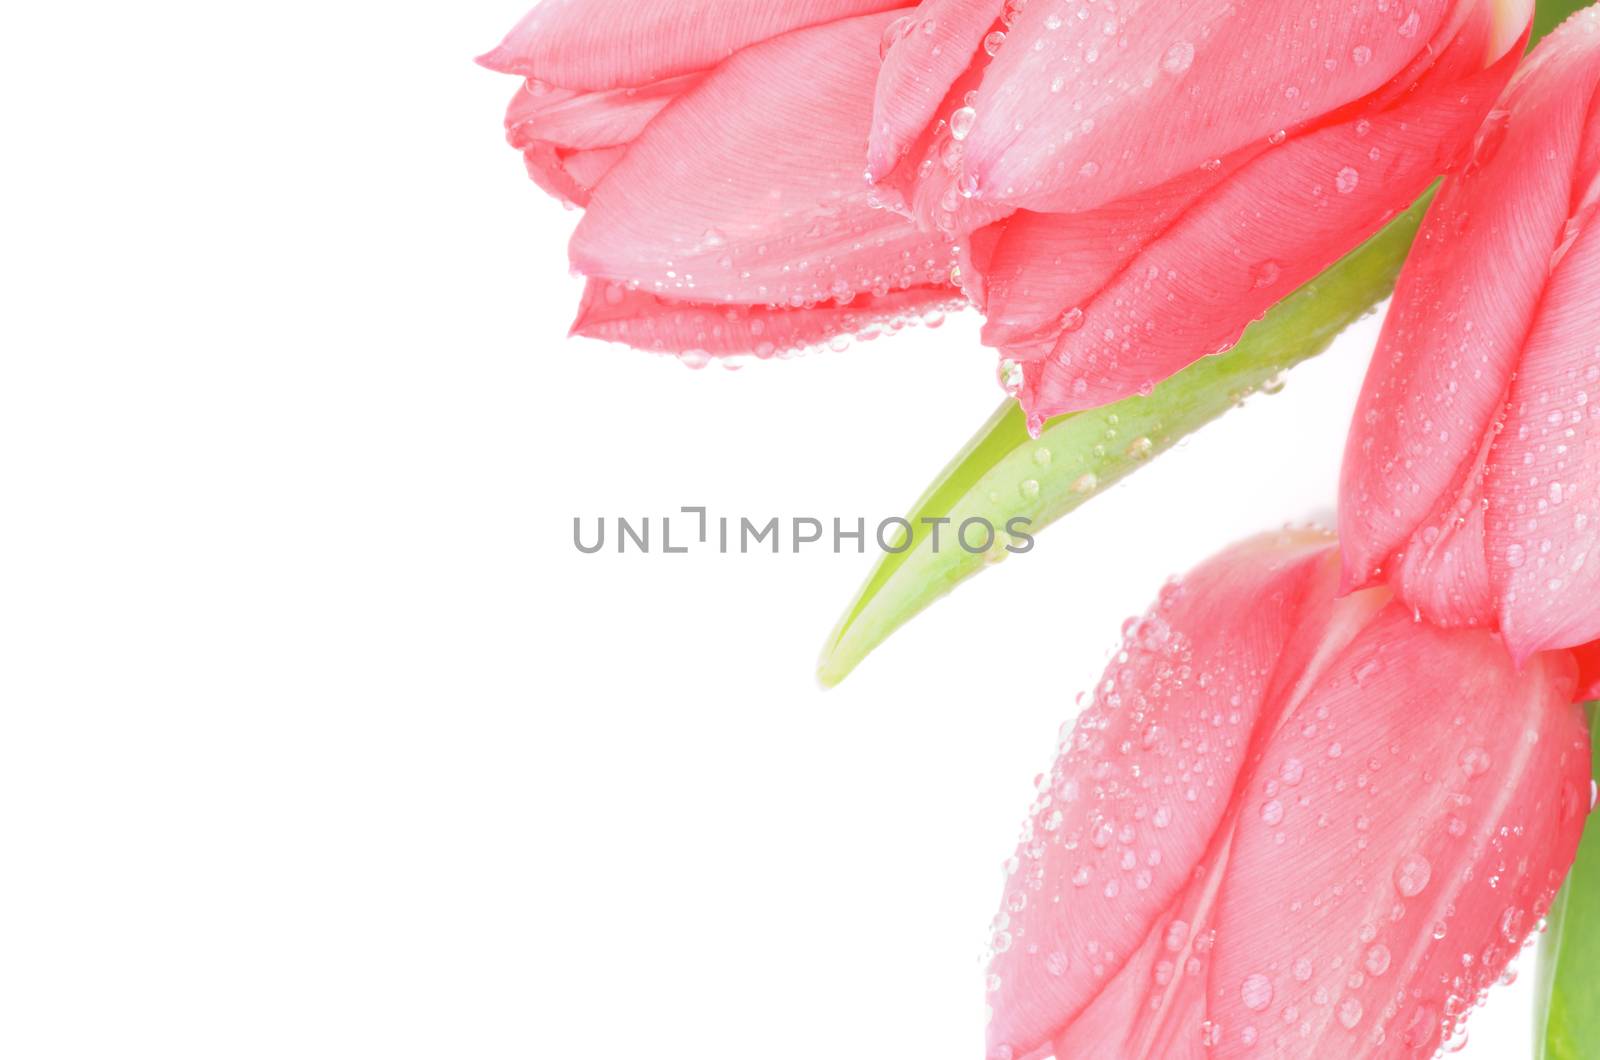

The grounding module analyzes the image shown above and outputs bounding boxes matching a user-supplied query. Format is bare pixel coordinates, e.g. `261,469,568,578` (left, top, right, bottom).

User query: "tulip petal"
505,74,702,152
1487,209,1600,660
985,532,1338,1060
568,279,958,358
568,13,958,307
962,0,1459,215
1573,640,1600,702
1021,30,1516,420
1206,606,1585,1058
974,169,1230,353
1384,430,1498,629
867,0,1000,182
476,0,905,91
520,144,624,208
1340,24,1600,592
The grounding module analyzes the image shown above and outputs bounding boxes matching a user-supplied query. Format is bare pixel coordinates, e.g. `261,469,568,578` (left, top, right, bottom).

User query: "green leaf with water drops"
1536,701,1600,1060
817,191,1432,687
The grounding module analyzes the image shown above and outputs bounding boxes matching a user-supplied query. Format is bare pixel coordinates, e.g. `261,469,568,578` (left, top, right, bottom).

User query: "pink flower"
985,531,1589,1060
870,0,1531,425
1341,9,1600,665
478,1,963,363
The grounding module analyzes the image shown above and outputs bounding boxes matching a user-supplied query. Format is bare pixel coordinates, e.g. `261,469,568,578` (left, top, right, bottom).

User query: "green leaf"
817,192,1431,686
1536,701,1600,1060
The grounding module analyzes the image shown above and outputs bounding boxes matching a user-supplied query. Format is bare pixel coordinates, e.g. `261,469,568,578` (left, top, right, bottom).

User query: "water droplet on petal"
1395,854,1432,897
1240,973,1273,1011
950,107,977,141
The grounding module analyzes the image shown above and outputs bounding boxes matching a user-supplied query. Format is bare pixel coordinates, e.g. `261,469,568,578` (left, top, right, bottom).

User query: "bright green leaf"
818,193,1430,686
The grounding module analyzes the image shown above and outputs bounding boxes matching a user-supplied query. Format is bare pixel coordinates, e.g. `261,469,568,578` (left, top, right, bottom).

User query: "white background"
0,3,1539,1057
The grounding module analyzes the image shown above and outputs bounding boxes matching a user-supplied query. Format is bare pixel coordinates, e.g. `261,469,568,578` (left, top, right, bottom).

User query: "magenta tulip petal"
962,0,1461,215
476,0,905,91
1340,26,1600,594
569,13,958,307
568,280,958,358
1019,33,1514,420
1206,606,1585,1057
1487,214,1600,660
867,0,1000,182
985,532,1338,1060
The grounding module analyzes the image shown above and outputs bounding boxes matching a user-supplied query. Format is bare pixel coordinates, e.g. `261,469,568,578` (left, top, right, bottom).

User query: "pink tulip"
1341,8,1600,665
478,1,964,362
985,530,1590,1060
870,0,1531,425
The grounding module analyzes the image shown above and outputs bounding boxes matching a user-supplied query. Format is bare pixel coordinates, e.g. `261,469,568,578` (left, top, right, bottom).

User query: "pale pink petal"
520,144,625,208
1340,20,1600,591
505,74,702,152
476,0,905,91
985,532,1338,1060
568,13,958,307
568,280,958,358
962,0,1463,215
1021,27,1516,421
867,0,1001,182
1488,206,1600,660
1206,606,1585,1058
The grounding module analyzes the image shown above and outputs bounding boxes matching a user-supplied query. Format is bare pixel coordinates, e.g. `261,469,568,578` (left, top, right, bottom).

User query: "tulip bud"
480,3,962,362
1341,6,1600,664
987,531,1588,1060
872,0,1531,421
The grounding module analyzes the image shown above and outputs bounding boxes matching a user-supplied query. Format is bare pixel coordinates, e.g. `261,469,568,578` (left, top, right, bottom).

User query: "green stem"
1536,702,1600,1060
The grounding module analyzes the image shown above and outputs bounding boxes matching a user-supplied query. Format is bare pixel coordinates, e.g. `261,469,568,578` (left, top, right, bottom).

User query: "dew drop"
950,107,977,141
1240,973,1273,1011
1460,747,1491,777
1395,854,1432,898
1162,41,1195,74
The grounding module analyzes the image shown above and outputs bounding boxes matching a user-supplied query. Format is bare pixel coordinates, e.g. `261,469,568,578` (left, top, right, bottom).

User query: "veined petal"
975,168,1233,354
1341,13,1600,591
569,13,958,307
1207,607,1585,1058
1573,639,1600,701
520,143,625,207
505,74,702,152
962,0,1460,215
867,0,1001,182
568,280,959,358
1488,204,1600,660
476,0,905,91
985,532,1337,1060
1021,25,1516,421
